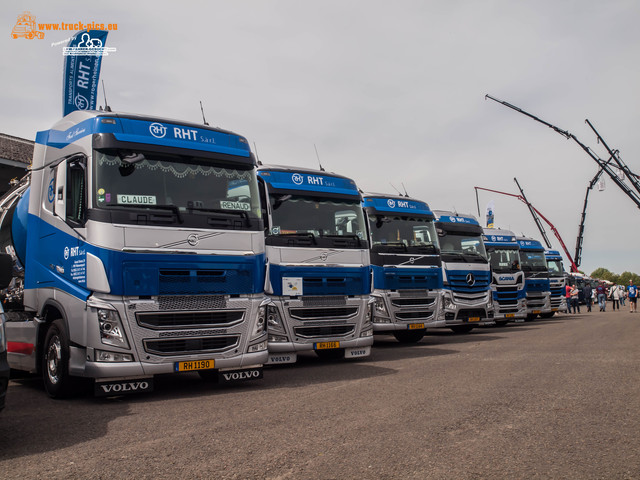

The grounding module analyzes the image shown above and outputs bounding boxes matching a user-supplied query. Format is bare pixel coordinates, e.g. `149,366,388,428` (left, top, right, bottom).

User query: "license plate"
408,323,425,330
552,308,558,312
505,313,515,318
314,341,340,350
468,316,480,322
533,310,541,314
175,359,215,372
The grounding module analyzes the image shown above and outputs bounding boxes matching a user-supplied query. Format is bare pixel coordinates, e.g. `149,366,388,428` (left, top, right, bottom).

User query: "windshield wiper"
114,203,183,224
187,206,249,221
322,234,363,246
275,232,318,244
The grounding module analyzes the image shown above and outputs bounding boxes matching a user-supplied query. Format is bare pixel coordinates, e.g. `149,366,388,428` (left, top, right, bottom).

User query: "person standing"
611,284,621,311
583,283,593,312
619,286,626,307
565,284,573,314
628,280,638,313
570,285,580,313
596,282,607,311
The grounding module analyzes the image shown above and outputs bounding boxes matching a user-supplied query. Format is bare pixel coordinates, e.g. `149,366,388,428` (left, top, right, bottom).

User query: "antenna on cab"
200,101,209,126
101,80,111,112
314,144,325,171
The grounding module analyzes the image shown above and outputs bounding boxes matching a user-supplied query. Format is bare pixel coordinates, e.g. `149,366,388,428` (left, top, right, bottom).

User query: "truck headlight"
97,308,129,348
373,296,387,316
267,305,282,328
365,300,374,323
254,305,266,337
443,292,453,309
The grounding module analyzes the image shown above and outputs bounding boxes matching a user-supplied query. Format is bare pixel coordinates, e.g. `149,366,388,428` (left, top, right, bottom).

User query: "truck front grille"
294,325,355,338
136,310,244,329
289,306,358,320
391,297,436,307
395,311,434,320
143,336,239,355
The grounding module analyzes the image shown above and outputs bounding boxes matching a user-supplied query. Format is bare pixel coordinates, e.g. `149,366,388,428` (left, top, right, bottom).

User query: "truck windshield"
439,232,487,261
93,151,262,224
546,259,564,276
487,247,521,273
268,195,366,244
368,215,438,253
520,251,548,271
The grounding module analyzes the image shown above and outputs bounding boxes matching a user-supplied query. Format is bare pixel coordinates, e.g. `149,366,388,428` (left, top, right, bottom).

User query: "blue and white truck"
482,228,526,325
363,193,443,343
543,249,567,317
434,211,494,333
0,110,268,397
516,237,552,320
257,166,373,362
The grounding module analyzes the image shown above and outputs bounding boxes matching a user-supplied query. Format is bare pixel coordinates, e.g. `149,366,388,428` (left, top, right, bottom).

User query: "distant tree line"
589,268,640,285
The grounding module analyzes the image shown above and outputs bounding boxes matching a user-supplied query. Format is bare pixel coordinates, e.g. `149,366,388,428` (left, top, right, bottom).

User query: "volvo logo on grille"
466,273,476,286
187,234,199,246
320,252,328,261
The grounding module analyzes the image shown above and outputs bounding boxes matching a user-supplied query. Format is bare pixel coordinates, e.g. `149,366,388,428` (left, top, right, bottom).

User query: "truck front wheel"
393,329,425,343
42,319,78,398
450,325,474,334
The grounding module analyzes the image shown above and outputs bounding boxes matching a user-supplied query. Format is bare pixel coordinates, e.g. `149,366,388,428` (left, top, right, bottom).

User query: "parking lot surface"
1,311,639,479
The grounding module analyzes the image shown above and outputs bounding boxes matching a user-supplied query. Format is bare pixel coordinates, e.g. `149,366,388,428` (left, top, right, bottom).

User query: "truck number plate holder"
175,359,215,372
314,341,340,350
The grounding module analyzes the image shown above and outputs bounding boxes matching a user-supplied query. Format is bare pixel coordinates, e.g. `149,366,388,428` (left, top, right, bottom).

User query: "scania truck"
482,228,526,325
543,249,567,317
0,110,268,397
516,236,552,320
257,166,373,363
434,211,493,333
363,193,443,343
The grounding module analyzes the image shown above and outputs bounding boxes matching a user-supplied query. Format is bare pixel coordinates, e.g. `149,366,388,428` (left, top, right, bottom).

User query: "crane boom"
475,185,579,273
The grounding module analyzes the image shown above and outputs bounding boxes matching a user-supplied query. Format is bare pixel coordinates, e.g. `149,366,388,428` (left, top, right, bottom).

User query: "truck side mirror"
0,253,13,289
54,160,67,218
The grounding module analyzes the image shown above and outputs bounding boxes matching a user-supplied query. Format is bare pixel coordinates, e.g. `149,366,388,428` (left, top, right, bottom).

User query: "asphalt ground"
1,308,639,479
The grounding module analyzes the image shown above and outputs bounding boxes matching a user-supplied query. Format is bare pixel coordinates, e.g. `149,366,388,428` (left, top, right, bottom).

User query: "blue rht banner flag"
63,30,109,116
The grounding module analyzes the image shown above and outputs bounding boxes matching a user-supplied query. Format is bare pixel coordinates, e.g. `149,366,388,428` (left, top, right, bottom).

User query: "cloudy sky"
2,0,639,276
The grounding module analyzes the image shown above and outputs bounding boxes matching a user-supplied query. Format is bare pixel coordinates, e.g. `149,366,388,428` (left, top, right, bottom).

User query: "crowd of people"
564,280,638,313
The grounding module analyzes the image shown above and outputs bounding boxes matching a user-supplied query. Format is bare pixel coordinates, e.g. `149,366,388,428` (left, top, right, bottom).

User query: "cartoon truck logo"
11,12,44,39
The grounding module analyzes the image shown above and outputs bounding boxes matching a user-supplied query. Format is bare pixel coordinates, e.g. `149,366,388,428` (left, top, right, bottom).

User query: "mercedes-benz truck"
257,166,373,363
482,228,526,325
516,237,552,320
363,193,443,343
0,111,268,397
434,211,493,333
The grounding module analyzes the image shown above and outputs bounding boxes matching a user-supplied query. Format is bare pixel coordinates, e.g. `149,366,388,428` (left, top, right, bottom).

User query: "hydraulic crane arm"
475,185,579,273
485,94,640,210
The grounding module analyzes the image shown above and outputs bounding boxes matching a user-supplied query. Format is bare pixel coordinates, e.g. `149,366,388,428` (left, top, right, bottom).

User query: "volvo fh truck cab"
257,166,373,363
363,193,443,343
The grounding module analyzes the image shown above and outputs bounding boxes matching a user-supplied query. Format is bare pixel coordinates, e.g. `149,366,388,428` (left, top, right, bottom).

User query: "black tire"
538,312,555,319
393,329,426,343
450,325,474,334
315,348,345,360
42,319,79,398
525,314,538,321
494,320,509,327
